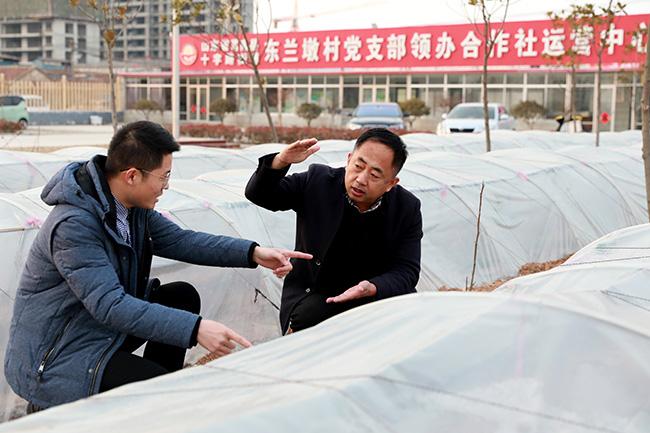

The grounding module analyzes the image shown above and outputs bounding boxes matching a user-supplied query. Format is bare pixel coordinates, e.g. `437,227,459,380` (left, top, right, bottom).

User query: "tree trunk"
482,21,491,152
641,21,650,221
253,67,278,142
594,50,602,146
241,29,278,142
571,66,577,132
107,42,117,133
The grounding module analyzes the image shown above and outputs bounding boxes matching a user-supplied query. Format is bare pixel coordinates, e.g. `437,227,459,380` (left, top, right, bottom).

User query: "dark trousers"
288,292,367,333
99,281,201,392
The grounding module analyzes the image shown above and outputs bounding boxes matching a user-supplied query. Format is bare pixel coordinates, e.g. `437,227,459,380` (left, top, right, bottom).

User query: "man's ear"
122,168,139,185
386,176,399,192
346,152,352,163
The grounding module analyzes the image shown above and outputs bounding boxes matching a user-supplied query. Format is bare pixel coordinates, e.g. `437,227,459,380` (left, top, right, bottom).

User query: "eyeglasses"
139,168,171,186
121,167,171,186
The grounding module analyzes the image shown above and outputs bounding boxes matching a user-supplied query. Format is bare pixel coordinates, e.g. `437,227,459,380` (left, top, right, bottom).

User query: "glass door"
187,86,209,121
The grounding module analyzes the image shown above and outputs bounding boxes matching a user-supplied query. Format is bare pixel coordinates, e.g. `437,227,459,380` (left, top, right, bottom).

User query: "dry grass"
439,255,572,292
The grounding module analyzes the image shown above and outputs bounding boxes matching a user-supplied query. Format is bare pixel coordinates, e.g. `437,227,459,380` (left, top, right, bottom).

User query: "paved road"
0,125,114,152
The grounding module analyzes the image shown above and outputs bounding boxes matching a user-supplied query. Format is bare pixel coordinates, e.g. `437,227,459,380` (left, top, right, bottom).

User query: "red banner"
178,14,648,75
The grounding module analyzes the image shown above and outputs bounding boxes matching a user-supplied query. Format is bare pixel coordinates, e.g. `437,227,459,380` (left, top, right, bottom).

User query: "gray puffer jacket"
4,155,256,408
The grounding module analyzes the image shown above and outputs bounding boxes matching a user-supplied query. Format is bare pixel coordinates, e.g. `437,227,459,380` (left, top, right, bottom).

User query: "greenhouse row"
0,130,648,429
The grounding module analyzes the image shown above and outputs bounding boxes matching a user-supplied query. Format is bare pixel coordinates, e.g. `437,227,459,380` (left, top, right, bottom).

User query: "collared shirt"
345,193,383,214
114,196,131,246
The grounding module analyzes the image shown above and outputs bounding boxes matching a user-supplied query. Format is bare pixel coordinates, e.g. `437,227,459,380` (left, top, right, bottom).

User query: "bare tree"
173,0,279,142
548,2,627,146
466,0,511,152
468,182,485,291
69,0,144,133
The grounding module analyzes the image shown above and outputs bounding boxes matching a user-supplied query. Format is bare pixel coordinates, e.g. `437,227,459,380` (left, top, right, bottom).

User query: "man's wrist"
364,280,378,297
271,154,289,170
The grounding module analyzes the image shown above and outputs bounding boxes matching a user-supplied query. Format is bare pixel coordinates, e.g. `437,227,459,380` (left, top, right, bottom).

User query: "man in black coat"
245,128,422,333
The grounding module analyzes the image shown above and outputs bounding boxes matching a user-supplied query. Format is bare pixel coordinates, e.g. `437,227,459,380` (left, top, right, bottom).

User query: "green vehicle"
0,95,29,128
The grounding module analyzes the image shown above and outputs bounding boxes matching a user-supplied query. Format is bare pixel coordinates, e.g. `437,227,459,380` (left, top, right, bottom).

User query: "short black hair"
354,128,408,174
105,121,180,176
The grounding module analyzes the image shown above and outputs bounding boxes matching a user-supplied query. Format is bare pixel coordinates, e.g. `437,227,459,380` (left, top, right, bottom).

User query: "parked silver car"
347,102,405,130
436,103,515,135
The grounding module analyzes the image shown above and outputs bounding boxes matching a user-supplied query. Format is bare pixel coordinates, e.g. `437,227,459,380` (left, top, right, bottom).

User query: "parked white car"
436,103,515,135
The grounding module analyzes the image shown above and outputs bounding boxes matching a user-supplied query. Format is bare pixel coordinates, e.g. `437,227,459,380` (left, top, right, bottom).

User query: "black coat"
245,154,422,333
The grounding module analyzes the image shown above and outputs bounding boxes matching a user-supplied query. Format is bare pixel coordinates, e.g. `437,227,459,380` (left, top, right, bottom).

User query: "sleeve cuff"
247,242,260,268
259,153,291,175
190,316,202,347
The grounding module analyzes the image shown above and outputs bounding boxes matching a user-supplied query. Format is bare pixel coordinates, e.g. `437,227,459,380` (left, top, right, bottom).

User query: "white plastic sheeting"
0,150,68,193
2,293,650,433
402,145,644,288
0,194,49,419
0,131,648,421
498,223,650,332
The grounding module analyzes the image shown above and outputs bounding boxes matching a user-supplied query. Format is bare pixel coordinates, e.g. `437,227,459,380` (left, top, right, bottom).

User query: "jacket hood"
41,155,113,220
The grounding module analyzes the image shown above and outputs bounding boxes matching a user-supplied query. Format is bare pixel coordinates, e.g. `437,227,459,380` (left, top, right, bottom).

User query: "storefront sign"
178,14,648,74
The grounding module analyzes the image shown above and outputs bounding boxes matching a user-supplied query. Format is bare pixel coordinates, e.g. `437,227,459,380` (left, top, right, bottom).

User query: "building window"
547,73,565,85
465,88,481,102
27,23,41,33
343,87,359,109
78,24,86,37
506,73,524,84
411,75,427,84
282,88,295,113
465,74,481,85
6,38,21,49
487,74,505,85
447,74,462,84
4,24,21,34
66,23,74,34
527,74,545,85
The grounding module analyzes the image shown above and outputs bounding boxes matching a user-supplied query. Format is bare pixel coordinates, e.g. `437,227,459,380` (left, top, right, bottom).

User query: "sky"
258,0,650,33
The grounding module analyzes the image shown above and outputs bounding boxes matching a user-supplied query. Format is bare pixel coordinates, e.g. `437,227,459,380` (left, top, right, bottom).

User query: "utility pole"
171,8,180,139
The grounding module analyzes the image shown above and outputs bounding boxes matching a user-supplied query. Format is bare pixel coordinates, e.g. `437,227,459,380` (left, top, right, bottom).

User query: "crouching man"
4,121,311,412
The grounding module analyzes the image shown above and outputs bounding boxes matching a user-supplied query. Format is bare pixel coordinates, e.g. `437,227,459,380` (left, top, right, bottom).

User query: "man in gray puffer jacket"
4,121,310,412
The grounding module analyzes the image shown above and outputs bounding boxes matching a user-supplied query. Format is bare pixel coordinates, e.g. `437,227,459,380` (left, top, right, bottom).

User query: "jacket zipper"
88,337,117,396
37,317,73,377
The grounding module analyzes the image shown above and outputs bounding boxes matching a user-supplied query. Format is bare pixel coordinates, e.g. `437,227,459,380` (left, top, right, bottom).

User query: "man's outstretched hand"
272,138,319,169
326,280,377,303
253,246,312,278
197,319,252,359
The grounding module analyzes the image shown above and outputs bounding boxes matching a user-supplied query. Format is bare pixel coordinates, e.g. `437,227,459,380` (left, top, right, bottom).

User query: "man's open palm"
272,138,319,169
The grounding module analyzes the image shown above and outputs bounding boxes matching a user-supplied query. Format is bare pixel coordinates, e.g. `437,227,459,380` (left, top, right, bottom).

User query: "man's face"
344,140,399,212
129,153,172,209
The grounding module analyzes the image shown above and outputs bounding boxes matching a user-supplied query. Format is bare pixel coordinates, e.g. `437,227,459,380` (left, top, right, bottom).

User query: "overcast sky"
258,0,650,33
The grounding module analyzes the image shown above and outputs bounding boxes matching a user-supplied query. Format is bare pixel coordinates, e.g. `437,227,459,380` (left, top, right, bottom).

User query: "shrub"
210,99,237,123
0,120,22,133
243,126,365,144
511,100,547,128
398,98,430,129
175,124,427,146
180,123,243,142
296,103,323,127
133,99,162,121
